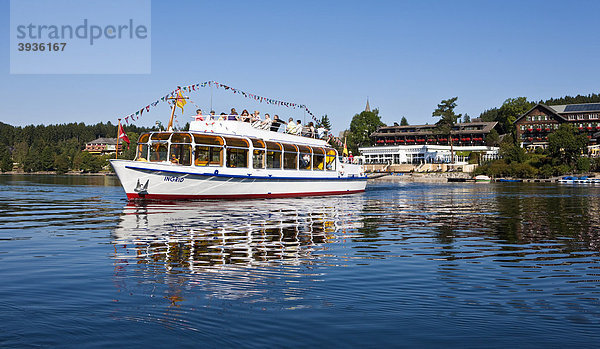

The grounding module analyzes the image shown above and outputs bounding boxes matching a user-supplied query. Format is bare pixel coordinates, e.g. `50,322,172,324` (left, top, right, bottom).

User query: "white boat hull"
111,160,367,200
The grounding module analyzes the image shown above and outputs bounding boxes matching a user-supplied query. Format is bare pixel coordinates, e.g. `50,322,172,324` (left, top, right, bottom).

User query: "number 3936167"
17,42,67,52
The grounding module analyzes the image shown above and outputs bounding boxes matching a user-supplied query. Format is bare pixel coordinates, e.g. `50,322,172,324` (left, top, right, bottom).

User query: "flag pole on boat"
116,118,121,159
166,91,189,131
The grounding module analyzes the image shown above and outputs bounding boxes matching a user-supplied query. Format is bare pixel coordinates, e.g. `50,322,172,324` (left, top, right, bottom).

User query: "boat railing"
190,114,330,140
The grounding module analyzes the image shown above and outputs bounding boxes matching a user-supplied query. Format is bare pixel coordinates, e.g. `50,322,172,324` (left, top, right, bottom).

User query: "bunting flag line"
119,81,321,125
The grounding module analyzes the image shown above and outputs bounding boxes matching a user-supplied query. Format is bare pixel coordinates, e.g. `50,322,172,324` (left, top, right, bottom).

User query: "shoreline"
368,172,599,183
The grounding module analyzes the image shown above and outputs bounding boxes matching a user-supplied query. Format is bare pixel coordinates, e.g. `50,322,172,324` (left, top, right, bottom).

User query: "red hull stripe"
126,189,365,201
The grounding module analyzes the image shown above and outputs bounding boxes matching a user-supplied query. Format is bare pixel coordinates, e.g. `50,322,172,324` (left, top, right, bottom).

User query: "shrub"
576,157,591,173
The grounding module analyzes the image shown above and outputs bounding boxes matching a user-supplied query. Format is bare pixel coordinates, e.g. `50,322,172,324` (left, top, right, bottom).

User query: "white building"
359,144,499,165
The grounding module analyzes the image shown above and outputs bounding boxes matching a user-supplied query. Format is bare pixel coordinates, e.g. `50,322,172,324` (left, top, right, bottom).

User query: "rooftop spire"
365,97,371,112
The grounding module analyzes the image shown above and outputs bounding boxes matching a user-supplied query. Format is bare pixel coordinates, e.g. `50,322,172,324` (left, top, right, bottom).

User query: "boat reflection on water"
112,195,365,300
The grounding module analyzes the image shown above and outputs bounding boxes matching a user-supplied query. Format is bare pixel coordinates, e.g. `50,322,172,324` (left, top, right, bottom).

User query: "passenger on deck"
229,108,238,121
293,120,303,135
240,109,250,122
209,110,216,120
260,113,272,130
317,125,328,139
270,115,285,132
170,154,179,164
194,109,204,121
218,112,227,121
302,122,315,138
286,118,296,133
251,111,262,127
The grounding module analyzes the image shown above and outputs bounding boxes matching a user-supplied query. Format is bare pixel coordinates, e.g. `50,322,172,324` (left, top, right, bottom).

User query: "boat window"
195,145,222,166
298,145,312,170
266,142,282,169
266,141,281,151
149,142,168,162
312,147,325,171
151,133,171,141
226,148,248,168
171,133,192,143
253,148,265,169
135,143,149,161
138,133,150,143
193,134,224,146
250,138,265,148
225,137,249,148
282,143,298,170
251,138,266,169
169,144,192,166
325,148,337,171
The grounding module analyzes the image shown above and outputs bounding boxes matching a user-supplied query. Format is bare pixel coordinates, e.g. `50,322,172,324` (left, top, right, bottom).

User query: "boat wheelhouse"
111,116,366,200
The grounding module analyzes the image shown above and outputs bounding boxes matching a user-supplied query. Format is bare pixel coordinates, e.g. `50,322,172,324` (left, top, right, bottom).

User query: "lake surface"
1,175,600,347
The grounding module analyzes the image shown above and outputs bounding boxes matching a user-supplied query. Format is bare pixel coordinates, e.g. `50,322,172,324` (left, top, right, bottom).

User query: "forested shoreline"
0,122,151,173
2,93,600,175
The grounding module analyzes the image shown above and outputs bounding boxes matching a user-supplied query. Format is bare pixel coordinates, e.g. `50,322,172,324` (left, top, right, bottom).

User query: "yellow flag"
343,137,349,156
176,90,186,114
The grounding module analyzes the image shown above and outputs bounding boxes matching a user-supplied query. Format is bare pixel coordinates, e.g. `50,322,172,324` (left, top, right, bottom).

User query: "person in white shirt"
286,118,296,133
251,110,262,127
293,120,303,135
261,113,272,130
317,126,328,139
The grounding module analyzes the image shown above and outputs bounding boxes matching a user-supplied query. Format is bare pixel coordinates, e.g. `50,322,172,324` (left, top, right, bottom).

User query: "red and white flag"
118,123,130,148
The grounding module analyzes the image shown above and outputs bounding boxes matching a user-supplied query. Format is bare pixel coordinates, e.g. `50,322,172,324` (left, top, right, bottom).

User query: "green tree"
23,152,42,172
548,124,588,168
40,146,55,171
53,154,70,174
347,108,385,153
499,139,526,164
400,116,409,126
463,114,471,123
120,132,139,160
497,97,533,136
317,115,332,130
0,146,12,172
432,97,462,163
73,151,102,173
12,142,29,168
485,129,500,146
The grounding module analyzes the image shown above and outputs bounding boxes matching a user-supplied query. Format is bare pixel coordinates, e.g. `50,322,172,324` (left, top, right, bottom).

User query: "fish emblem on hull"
134,179,149,194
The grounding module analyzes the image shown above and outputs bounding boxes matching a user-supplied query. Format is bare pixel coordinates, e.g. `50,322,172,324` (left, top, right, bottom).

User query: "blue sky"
1,0,600,133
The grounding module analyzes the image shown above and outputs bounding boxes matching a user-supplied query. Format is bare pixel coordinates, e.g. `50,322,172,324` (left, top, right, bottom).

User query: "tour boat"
110,112,367,200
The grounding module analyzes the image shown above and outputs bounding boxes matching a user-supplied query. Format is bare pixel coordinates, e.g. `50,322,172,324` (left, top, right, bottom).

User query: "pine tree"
317,115,332,130
433,97,462,163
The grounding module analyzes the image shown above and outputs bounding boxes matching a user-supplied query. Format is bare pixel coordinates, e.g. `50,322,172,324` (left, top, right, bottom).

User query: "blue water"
1,175,600,347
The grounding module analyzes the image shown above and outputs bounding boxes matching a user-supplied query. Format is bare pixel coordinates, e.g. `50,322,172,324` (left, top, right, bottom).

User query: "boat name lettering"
163,176,184,182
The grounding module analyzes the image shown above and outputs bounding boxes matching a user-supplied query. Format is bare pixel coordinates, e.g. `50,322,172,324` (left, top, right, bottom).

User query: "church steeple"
365,98,371,112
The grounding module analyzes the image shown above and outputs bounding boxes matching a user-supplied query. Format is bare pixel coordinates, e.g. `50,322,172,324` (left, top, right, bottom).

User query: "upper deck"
190,119,328,147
